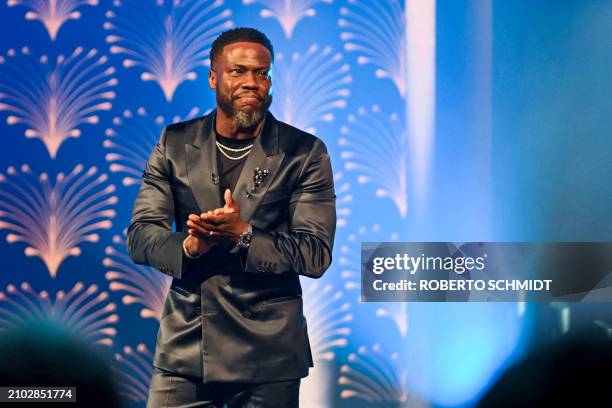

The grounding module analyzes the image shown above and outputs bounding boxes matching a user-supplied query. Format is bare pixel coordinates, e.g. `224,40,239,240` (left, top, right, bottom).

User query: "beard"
217,91,272,129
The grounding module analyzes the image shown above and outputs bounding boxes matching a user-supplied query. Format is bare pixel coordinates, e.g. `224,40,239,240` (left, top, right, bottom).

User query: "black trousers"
147,368,301,408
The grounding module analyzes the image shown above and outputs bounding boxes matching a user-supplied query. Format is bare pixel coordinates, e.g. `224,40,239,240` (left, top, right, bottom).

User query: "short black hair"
210,27,274,67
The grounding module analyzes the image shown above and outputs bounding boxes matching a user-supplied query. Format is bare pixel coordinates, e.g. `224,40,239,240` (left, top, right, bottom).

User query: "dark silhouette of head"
479,330,612,407
0,322,121,407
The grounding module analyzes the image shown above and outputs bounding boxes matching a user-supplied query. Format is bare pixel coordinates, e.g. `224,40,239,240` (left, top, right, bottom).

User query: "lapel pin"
253,167,269,188
246,167,269,199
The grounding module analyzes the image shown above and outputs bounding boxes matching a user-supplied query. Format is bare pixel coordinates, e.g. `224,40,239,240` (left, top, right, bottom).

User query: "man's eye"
231,68,243,74
259,71,270,78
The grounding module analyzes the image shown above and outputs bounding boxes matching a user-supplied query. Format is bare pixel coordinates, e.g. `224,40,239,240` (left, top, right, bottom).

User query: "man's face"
209,41,272,128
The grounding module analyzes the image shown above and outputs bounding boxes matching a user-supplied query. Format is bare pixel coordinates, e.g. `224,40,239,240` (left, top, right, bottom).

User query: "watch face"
240,232,252,248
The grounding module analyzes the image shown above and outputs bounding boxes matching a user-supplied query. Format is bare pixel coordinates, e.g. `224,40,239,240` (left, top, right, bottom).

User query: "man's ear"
208,69,216,89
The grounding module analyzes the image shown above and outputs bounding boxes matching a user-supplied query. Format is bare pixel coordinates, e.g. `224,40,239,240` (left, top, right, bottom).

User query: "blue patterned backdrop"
1,1,611,407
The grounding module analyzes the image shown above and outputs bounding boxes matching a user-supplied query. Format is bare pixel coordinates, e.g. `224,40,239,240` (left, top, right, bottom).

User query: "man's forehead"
221,42,271,64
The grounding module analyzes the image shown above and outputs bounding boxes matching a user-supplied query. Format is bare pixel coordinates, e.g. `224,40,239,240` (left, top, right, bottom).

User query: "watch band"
237,225,253,250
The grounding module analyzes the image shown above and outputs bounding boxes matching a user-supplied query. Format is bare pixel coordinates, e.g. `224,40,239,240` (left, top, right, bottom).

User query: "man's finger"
187,214,231,235
211,230,234,239
205,214,240,228
186,220,212,237
188,217,209,229
224,189,234,207
188,224,231,239
187,215,209,234
189,229,218,240
200,208,223,218
202,212,226,223
189,219,226,232
200,227,233,239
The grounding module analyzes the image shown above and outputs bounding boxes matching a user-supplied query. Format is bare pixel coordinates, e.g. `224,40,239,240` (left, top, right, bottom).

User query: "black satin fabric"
147,367,300,407
126,111,336,383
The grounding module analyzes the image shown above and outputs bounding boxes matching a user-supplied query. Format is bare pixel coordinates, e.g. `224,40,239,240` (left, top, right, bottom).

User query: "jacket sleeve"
125,127,194,278
244,138,336,279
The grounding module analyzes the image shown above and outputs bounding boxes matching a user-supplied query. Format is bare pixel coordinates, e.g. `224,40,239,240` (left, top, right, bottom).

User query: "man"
126,28,336,407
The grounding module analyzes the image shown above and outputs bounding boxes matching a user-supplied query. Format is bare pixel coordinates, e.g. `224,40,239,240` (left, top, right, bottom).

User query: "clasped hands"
184,189,250,257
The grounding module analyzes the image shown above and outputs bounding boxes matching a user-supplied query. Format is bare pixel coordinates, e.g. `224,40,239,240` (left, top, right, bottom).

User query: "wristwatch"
237,225,253,250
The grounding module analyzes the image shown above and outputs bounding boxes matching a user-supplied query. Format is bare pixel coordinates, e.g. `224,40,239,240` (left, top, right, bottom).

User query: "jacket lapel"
185,113,222,213
233,113,285,223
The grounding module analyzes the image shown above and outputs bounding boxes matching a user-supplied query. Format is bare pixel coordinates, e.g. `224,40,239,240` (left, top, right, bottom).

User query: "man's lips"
236,94,261,102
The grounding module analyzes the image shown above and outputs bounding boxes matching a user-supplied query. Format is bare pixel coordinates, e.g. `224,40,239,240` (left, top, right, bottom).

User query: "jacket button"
242,310,252,318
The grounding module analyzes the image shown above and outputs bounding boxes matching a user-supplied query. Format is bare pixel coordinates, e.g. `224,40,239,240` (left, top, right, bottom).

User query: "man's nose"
241,71,259,88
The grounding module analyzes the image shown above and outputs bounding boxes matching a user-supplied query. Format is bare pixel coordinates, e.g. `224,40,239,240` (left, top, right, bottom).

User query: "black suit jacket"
126,111,336,382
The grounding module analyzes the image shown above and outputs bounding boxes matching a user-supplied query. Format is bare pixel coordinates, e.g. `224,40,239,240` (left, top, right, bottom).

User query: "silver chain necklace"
216,140,253,160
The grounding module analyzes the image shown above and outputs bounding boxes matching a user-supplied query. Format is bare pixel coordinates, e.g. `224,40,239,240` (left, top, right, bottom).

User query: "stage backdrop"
1,1,610,407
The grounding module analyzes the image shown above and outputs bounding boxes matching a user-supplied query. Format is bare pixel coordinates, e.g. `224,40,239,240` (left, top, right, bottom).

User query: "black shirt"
215,132,255,195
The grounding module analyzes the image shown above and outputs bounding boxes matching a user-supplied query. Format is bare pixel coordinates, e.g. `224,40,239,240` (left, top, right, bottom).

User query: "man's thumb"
224,189,234,206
